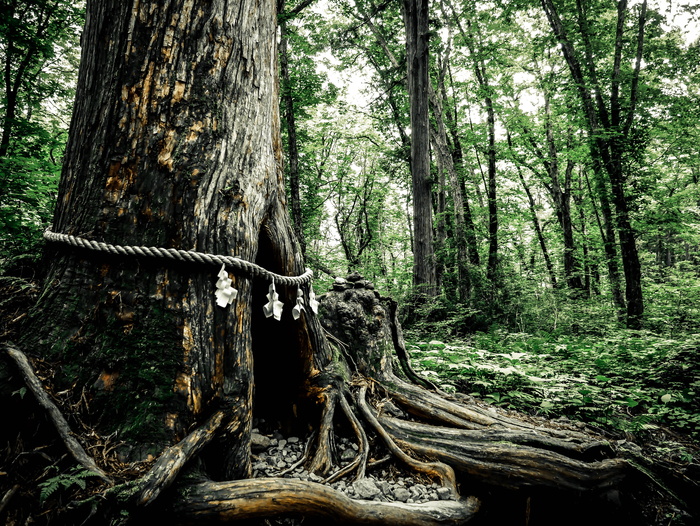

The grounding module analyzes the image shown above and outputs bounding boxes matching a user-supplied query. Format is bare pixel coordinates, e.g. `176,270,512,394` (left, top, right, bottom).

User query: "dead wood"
171,478,480,526
135,410,225,506
2,342,112,484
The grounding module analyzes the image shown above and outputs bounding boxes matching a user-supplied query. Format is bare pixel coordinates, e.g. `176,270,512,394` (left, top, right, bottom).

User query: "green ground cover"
409,330,700,456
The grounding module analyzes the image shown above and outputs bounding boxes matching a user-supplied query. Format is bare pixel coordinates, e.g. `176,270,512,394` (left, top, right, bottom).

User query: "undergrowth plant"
38,465,102,505
409,331,700,446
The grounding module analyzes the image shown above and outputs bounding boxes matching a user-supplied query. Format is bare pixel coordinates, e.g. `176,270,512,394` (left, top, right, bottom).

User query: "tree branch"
2,343,112,484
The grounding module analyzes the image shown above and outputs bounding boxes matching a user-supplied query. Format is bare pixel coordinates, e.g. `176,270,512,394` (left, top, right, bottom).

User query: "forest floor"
406,333,700,525
2,274,699,525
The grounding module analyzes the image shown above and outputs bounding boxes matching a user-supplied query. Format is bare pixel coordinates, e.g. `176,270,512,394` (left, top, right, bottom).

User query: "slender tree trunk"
541,0,645,326
508,133,557,290
434,159,448,297
446,0,498,284
430,77,470,301
444,61,480,266
279,19,306,257
586,165,626,317
543,96,585,294
484,95,499,285
403,0,438,299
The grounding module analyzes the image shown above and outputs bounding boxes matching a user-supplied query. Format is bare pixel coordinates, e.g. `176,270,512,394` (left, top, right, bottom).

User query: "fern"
38,466,102,504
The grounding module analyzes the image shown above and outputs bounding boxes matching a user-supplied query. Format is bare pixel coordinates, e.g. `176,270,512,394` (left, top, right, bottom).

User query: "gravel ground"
251,429,454,504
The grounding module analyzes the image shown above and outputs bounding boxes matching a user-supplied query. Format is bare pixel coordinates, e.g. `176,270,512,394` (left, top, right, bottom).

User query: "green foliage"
38,465,102,504
0,0,82,270
0,155,60,269
410,330,700,441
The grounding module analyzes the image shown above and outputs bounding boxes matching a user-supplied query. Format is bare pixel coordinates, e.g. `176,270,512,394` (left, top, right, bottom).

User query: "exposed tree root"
308,388,339,475
279,432,316,476
355,383,460,498
171,478,480,526
324,390,369,483
2,342,112,484
135,410,224,506
379,415,629,491
6,274,697,525
385,298,437,391
0,484,20,516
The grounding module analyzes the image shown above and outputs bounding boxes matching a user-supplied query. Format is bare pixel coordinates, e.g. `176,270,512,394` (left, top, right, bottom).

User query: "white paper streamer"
263,281,284,321
215,264,238,307
292,287,306,320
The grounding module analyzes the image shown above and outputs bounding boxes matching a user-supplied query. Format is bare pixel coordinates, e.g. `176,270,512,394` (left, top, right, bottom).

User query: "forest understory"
1,271,698,526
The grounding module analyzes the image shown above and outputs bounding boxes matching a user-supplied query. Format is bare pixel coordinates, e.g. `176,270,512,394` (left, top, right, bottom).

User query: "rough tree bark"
20,0,328,482
403,0,438,299
3,1,695,525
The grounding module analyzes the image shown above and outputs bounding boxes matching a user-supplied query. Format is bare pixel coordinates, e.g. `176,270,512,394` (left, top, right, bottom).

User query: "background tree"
540,0,649,328
403,0,439,299
0,0,82,268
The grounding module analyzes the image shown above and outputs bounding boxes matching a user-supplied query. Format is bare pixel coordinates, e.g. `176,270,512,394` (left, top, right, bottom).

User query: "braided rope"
43,230,313,286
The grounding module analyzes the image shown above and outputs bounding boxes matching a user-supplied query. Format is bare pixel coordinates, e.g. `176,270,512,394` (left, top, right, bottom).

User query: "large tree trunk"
21,0,328,479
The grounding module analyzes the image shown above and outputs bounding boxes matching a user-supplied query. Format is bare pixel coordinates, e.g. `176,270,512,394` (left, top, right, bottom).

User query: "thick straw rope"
43,230,313,286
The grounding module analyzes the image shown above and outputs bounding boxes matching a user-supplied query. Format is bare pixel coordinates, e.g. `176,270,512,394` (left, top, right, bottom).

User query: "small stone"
394,487,410,502
278,439,287,449
353,280,367,288
287,436,300,443
251,432,273,452
340,448,356,462
365,281,375,290
308,473,322,482
276,460,287,469
376,480,392,497
437,487,453,500
410,484,427,498
346,271,363,282
353,478,381,499
332,277,349,291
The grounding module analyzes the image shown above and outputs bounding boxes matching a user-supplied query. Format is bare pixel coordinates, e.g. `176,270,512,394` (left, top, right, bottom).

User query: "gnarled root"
355,383,460,498
135,411,225,506
171,478,480,526
308,388,339,475
380,416,630,491
324,389,369,483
